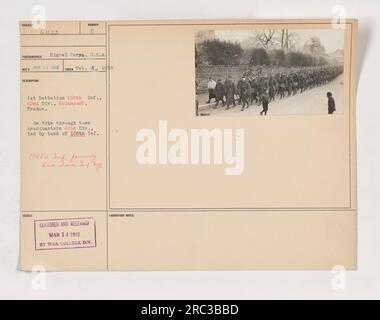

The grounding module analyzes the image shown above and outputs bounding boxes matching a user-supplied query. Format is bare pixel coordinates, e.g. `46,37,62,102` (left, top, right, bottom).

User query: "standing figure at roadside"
206,77,217,104
214,79,225,108
327,92,336,114
260,90,270,116
239,76,251,111
225,76,236,109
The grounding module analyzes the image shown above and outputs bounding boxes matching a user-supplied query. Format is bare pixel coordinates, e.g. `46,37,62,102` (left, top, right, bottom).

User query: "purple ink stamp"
34,217,97,251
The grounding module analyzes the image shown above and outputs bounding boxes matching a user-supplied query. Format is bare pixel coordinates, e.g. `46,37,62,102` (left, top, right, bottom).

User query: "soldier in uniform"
252,77,260,104
267,76,275,101
206,77,217,103
214,79,225,108
249,77,256,106
239,76,251,111
279,75,286,99
327,92,336,114
286,77,292,97
269,83,276,102
260,90,270,116
236,77,244,105
299,74,306,93
292,74,299,95
224,76,236,109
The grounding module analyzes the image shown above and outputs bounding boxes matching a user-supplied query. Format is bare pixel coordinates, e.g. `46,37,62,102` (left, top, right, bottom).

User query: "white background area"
0,0,379,300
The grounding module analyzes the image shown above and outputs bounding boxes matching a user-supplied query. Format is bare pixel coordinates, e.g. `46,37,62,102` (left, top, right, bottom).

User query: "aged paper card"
20,19,357,271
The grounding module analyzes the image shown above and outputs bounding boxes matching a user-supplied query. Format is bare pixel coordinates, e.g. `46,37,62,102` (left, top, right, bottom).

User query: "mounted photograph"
195,28,345,116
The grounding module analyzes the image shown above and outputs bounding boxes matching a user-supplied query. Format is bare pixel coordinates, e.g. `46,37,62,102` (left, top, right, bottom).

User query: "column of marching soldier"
205,65,342,115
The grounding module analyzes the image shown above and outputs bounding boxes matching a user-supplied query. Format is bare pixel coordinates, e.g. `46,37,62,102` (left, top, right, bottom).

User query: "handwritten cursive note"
28,152,103,172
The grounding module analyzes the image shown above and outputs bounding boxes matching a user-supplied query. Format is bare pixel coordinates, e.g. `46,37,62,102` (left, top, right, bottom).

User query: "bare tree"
281,29,287,50
254,30,278,49
281,29,300,51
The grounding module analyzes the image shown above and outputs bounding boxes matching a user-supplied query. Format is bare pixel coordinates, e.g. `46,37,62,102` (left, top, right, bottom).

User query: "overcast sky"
215,29,344,53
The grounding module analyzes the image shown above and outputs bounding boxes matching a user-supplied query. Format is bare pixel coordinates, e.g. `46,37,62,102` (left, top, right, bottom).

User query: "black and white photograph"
195,28,345,116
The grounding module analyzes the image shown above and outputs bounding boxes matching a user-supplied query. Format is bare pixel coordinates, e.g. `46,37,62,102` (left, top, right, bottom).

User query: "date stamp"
34,217,97,251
